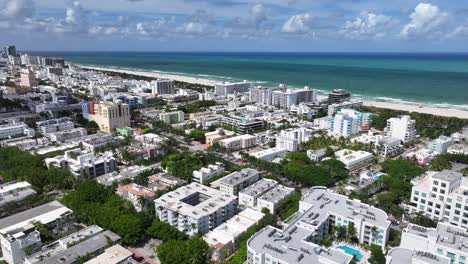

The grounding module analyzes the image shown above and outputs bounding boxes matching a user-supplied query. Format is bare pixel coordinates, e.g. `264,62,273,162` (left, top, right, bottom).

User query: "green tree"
368,245,386,264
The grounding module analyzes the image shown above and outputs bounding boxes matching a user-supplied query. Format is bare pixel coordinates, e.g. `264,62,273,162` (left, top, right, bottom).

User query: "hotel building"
82,101,131,134
384,115,417,143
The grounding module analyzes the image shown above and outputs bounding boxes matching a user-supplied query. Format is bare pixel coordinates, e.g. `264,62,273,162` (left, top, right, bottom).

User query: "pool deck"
334,242,370,263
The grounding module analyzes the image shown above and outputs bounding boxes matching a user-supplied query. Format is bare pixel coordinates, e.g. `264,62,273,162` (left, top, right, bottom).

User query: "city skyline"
1,0,468,52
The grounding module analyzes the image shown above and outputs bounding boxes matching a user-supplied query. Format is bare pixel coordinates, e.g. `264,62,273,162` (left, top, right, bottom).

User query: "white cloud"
179,21,208,35
251,3,267,27
400,3,449,39
340,12,395,39
452,19,468,37
281,13,313,34
0,0,34,21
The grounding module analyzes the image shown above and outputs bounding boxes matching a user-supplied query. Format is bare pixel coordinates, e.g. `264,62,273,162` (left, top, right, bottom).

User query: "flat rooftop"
239,178,278,197
405,223,468,254
85,244,133,264
0,201,72,235
432,170,463,182
155,183,237,219
219,168,259,187
388,248,449,264
258,185,295,204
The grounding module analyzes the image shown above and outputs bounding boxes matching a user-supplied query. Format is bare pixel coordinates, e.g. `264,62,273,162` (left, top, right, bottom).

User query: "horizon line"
24,50,468,54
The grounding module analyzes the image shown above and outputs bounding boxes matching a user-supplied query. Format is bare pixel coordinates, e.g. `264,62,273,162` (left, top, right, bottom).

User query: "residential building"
339,109,373,132
205,128,235,146
221,115,265,134
82,101,131,133
406,149,436,166
219,168,260,196
36,117,74,135
289,103,317,120
84,244,134,264
117,183,156,212
276,127,314,151
384,115,417,143
406,170,468,228
40,57,65,67
159,111,184,124
250,147,288,162
0,121,35,139
148,173,186,192
328,89,351,104
151,79,175,95
215,81,252,97
47,67,63,76
204,208,264,262
47,128,87,143
256,185,295,214
192,163,225,184
335,149,374,171
0,201,73,264
219,134,257,151
19,68,37,89
398,222,468,264
271,87,316,109
447,144,468,155
238,179,279,208
0,182,36,208
247,187,390,264
386,248,450,264
155,183,238,236
328,101,363,116
329,111,359,138
45,149,116,177
429,136,454,154
306,147,340,162
95,164,158,186
115,127,134,137
249,86,285,105
374,137,402,158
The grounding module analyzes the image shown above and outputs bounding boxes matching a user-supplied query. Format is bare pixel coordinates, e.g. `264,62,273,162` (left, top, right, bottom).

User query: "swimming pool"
373,174,383,180
336,245,363,261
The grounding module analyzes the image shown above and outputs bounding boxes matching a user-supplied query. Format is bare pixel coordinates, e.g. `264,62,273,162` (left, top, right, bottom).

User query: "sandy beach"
80,65,468,119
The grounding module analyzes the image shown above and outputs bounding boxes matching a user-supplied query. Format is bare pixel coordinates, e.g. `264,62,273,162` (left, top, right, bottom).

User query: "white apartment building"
0,122,35,139
328,101,363,116
250,147,288,162
271,88,316,109
45,148,116,177
192,162,225,184
219,168,261,196
448,144,468,155
256,185,295,214
215,81,252,97
203,208,265,262
239,179,279,208
398,222,468,264
155,183,238,236
386,248,450,264
429,136,454,154
85,102,131,134
0,182,36,208
159,111,184,124
374,137,402,158
151,79,175,95
246,187,390,264
219,134,256,151
329,111,359,138
116,183,156,212
335,149,374,171
406,170,468,228
47,127,87,143
276,127,313,151
0,201,73,264
36,118,74,135
384,115,417,143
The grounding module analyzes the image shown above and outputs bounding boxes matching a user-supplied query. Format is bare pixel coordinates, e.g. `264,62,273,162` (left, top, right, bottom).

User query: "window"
415,190,420,195
441,183,447,188
436,204,441,209
440,190,446,194
447,198,452,203
434,181,439,186
421,192,427,197
456,203,462,209
433,187,438,192
437,248,443,255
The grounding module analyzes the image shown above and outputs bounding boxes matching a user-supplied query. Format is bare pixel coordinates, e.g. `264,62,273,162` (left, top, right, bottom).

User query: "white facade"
0,182,36,208
328,101,363,116
47,128,87,143
159,111,184,124
215,81,252,97
219,134,256,151
0,122,35,139
447,144,468,155
151,79,175,95
238,179,279,209
335,149,374,171
36,118,74,135
429,136,454,154
384,115,417,143
192,162,225,184
406,170,468,228
250,147,288,162
219,168,261,196
256,185,295,214
155,183,238,236
276,127,313,151
329,111,359,138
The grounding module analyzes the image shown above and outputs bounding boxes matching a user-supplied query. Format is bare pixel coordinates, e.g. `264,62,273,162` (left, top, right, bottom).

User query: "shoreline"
79,65,468,119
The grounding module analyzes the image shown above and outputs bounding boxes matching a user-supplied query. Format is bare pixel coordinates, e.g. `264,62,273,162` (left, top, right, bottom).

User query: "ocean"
32,52,468,110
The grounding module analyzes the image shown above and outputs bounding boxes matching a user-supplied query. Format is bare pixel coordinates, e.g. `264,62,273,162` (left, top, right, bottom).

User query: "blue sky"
1,0,468,51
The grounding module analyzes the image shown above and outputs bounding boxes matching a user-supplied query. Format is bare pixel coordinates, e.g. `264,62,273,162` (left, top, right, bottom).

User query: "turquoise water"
337,245,364,261
31,52,468,110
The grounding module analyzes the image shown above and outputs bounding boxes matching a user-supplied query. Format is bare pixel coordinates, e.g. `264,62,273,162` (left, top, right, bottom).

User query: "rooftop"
432,170,463,182
0,181,36,207
258,185,295,204
219,168,260,187
388,248,450,264
405,223,468,254
84,244,134,264
239,178,278,197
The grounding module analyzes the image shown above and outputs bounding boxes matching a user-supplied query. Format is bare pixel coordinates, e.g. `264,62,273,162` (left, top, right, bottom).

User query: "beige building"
88,102,131,133
219,134,256,150
205,128,235,146
19,68,37,89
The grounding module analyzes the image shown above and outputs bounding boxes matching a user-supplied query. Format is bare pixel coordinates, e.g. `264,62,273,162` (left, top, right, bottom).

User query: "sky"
1,0,468,52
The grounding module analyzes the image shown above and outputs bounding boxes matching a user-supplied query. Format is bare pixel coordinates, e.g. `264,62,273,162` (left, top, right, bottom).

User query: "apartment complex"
47,127,87,143
250,147,288,162
239,179,279,208
257,185,295,214
36,117,74,134
276,127,313,151
219,134,257,151
155,183,238,236
0,122,35,139
429,136,454,154
219,168,260,196
0,201,73,264
247,187,390,264
159,111,184,124
328,89,351,104
204,128,235,146
335,149,374,171
384,115,417,143
82,101,131,133
271,88,316,109
45,149,116,177
151,79,175,95
221,115,265,134
249,86,285,105
329,111,358,138
406,170,468,228
116,183,156,212
192,162,225,184
215,81,252,97
328,101,363,116
0,182,36,208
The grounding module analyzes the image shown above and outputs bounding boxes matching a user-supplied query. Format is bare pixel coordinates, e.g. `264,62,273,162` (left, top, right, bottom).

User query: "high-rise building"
19,68,37,88
384,115,417,143
340,109,373,132
215,81,252,97
328,89,351,104
329,111,359,138
40,57,65,67
3,45,17,58
82,101,131,133
159,111,184,124
249,86,286,105
151,79,175,95
271,87,316,109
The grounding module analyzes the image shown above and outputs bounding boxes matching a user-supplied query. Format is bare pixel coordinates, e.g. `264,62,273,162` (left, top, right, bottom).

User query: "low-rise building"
159,111,184,124
84,244,134,264
0,201,73,264
45,149,116,177
256,185,295,214
203,208,264,262
95,165,158,186
117,183,156,212
335,149,374,171
429,136,454,154
192,162,225,184
219,168,260,196
386,248,450,264
0,182,36,208
47,128,87,143
0,121,35,139
447,144,468,155
148,173,186,192
250,147,288,162
374,137,402,158
238,179,279,209
36,118,74,135
155,183,238,236
205,129,235,146
219,134,256,151
405,148,436,166
221,115,265,134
